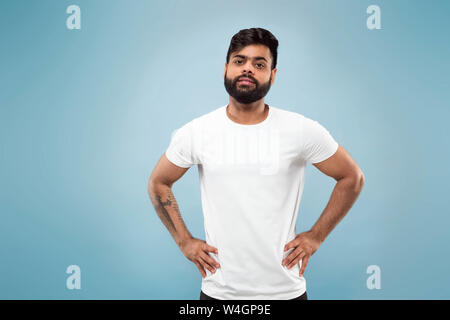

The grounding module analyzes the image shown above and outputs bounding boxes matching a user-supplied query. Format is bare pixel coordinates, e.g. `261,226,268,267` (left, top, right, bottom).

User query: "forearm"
309,175,364,243
148,182,193,248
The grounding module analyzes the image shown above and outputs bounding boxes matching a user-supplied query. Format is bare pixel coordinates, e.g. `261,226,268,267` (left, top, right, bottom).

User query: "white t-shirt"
165,104,339,300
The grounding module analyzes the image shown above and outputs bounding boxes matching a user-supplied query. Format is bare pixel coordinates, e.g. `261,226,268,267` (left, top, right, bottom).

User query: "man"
148,28,364,300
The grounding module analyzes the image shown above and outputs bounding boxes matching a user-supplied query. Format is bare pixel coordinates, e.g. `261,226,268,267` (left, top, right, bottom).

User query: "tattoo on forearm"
150,186,187,238
167,189,182,221
155,193,177,233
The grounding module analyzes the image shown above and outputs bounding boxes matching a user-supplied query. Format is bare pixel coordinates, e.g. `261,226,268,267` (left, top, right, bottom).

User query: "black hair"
226,28,279,70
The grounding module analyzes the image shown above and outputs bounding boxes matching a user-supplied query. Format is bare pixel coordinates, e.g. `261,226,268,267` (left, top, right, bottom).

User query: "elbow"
342,170,364,193
147,175,160,196
148,177,171,197
147,179,155,196
354,171,365,193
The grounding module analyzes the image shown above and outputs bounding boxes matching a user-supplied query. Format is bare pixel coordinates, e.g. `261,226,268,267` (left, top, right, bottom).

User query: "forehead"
230,44,272,60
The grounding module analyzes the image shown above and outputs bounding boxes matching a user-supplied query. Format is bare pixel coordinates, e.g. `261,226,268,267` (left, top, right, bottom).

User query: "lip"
237,77,255,85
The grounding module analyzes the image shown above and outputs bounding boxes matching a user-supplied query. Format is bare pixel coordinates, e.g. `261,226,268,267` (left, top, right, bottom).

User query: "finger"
284,241,294,252
287,251,306,270
199,255,216,274
282,247,303,267
285,249,305,269
194,260,206,278
299,256,310,277
201,251,220,269
204,243,218,254
287,251,306,269
284,238,302,252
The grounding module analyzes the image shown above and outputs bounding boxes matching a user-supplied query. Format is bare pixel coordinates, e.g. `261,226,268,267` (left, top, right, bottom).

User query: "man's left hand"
282,230,323,277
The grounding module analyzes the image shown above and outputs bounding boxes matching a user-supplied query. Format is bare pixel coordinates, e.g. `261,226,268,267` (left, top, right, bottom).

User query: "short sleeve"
300,116,339,164
165,120,198,168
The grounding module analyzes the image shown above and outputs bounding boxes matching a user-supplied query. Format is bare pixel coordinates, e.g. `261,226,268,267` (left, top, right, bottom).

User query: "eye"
234,60,243,64
256,63,265,69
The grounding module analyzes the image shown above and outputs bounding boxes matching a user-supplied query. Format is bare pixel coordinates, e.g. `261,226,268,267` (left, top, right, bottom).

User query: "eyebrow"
231,54,268,63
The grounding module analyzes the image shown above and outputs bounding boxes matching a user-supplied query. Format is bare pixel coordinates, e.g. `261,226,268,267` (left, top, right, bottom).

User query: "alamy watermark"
367,5,381,30
366,265,381,290
66,265,81,290
66,5,81,30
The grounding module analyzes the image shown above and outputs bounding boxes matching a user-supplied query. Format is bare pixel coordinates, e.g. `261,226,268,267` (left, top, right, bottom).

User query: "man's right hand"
179,237,220,278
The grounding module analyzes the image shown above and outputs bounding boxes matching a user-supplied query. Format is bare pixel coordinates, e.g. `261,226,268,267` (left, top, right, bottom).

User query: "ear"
270,68,277,85
223,62,228,78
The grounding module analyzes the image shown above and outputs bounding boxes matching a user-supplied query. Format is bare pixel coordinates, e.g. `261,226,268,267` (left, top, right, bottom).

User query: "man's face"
224,44,277,104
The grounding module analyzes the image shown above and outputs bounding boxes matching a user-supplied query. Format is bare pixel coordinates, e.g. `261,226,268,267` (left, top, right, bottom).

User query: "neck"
226,98,269,125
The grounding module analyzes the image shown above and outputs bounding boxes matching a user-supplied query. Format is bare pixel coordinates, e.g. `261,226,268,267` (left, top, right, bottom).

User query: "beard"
224,71,272,104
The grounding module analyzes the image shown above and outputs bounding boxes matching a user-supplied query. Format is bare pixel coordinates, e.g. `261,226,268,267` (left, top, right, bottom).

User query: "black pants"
200,290,308,300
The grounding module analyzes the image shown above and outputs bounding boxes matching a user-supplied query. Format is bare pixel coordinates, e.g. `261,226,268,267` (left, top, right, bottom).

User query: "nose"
242,60,255,75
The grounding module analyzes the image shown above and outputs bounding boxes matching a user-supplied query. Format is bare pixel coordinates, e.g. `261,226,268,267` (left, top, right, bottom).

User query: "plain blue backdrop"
1,0,449,299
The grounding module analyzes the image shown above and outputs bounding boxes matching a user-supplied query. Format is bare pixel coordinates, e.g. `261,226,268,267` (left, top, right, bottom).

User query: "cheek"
226,69,239,79
255,71,270,81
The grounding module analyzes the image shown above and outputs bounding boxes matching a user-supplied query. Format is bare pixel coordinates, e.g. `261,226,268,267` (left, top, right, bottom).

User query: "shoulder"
172,105,222,130
271,107,336,140
196,105,225,121
270,105,307,128
275,107,331,131
170,106,225,141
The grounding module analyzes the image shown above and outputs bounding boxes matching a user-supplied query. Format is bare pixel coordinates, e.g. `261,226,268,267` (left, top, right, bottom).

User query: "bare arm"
148,153,193,248
148,153,220,278
283,145,364,277
309,144,365,242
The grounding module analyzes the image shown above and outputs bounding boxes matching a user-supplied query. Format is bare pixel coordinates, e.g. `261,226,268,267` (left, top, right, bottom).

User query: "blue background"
1,0,449,299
